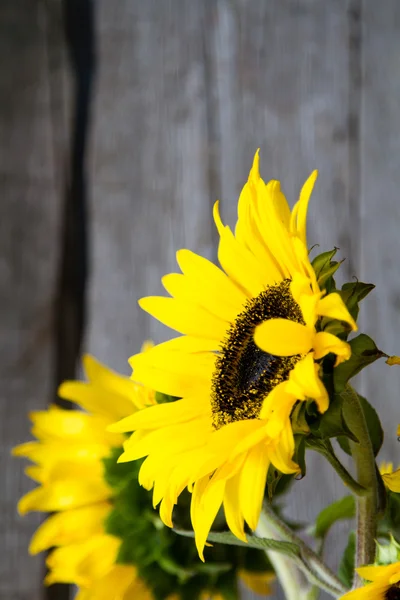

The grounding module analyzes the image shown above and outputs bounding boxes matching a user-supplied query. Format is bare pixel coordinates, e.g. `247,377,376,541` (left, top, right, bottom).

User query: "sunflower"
339,562,400,599
110,151,356,559
13,354,154,600
14,352,274,599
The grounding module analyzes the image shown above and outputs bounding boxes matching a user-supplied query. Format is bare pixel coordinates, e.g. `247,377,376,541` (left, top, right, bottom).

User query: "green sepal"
334,334,385,392
342,393,384,457
375,535,400,565
378,491,400,541
307,394,357,442
338,531,356,588
339,281,375,322
155,391,179,404
311,496,355,539
311,248,341,292
291,402,311,435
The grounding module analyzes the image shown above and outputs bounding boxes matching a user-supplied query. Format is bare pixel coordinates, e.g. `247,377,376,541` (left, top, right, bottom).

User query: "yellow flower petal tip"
386,355,400,366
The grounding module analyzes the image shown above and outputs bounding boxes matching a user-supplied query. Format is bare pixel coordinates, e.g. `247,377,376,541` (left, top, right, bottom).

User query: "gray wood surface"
4,1,400,599
1,2,64,599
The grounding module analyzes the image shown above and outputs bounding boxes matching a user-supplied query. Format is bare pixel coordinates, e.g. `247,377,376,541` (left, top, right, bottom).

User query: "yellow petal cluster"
340,561,400,599
13,355,155,600
111,151,356,559
380,461,400,493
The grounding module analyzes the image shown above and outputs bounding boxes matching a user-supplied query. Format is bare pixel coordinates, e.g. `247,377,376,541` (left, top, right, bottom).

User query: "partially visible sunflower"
14,352,274,599
339,562,400,599
110,151,356,559
14,354,154,600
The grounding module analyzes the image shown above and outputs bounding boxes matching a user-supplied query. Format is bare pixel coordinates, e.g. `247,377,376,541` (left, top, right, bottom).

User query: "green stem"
342,386,378,578
308,438,367,496
261,503,346,597
256,510,309,600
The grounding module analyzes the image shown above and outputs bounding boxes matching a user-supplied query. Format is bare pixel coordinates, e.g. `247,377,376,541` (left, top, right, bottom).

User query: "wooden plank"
86,2,216,371
359,1,400,458
0,2,63,598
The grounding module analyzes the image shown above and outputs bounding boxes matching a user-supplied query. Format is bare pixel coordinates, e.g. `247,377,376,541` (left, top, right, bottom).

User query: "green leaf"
376,535,400,565
334,334,385,392
336,435,351,456
338,531,356,588
358,395,384,457
308,394,356,441
339,281,375,322
313,496,355,538
155,391,179,404
340,392,383,457
311,248,341,292
378,491,400,540
175,529,301,560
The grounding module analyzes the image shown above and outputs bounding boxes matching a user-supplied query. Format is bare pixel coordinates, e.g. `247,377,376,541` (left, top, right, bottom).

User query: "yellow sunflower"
110,150,356,559
13,354,155,600
339,562,400,599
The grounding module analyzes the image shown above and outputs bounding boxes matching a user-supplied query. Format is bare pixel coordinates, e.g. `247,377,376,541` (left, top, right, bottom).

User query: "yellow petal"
357,562,400,582
239,444,270,531
86,565,138,600
191,476,226,561
382,468,400,493
239,569,275,596
313,331,351,365
223,472,246,542
139,296,228,341
387,356,400,366
286,354,329,413
59,355,137,420
317,293,358,331
290,170,318,245
176,249,247,315
213,202,275,295
268,424,298,475
29,503,111,554
45,535,119,586
162,273,240,324
18,478,111,515
110,398,210,432
379,462,394,475
255,319,314,356
260,383,296,438
339,581,389,600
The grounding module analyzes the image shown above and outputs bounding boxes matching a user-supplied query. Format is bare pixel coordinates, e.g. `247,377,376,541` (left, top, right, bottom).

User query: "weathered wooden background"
2,1,400,599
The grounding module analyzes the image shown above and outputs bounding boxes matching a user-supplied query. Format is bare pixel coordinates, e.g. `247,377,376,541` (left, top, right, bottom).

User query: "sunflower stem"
256,510,309,600
342,385,378,583
308,438,367,496
260,502,346,598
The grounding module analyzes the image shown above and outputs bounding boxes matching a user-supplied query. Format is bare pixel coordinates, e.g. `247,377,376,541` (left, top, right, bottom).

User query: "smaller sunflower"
14,352,274,600
340,561,400,599
13,354,154,600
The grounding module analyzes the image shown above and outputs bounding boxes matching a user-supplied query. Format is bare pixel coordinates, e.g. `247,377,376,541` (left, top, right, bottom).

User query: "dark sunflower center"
211,279,304,429
386,586,400,600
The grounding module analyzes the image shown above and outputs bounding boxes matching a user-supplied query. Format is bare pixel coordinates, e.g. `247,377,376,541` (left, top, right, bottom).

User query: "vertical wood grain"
85,2,216,370
359,0,400,459
0,2,63,598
